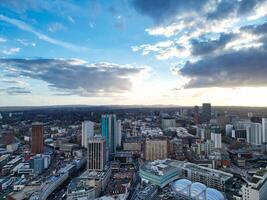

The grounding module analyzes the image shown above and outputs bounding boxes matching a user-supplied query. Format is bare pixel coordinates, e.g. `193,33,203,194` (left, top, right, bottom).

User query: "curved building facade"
172,179,225,200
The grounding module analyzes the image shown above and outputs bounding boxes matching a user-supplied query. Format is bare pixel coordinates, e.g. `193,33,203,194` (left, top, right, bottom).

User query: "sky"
0,0,267,107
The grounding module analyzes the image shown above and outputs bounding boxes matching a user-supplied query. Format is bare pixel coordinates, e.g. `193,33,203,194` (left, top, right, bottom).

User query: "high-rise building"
31,123,44,154
193,105,200,124
262,118,267,143
202,103,211,123
101,114,120,154
246,122,262,146
87,136,106,171
82,121,94,148
116,120,122,148
211,132,222,149
144,138,168,161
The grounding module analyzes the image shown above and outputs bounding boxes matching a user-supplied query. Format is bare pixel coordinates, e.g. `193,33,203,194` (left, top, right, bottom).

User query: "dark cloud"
180,46,267,88
0,59,145,96
0,87,31,95
191,33,236,56
131,0,208,23
132,0,267,23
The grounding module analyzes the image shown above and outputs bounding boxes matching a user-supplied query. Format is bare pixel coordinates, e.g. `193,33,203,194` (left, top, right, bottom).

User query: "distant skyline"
0,0,267,106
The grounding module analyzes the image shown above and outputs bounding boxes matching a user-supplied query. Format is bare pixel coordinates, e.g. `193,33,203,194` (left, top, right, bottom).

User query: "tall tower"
101,114,118,154
31,122,44,154
81,120,94,148
202,103,211,123
87,136,106,171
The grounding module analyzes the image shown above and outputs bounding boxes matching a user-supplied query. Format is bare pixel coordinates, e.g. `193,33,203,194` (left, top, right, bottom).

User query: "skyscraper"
31,122,44,154
211,132,222,148
262,118,267,143
202,103,211,123
246,122,262,146
87,136,106,171
81,120,94,148
101,114,119,154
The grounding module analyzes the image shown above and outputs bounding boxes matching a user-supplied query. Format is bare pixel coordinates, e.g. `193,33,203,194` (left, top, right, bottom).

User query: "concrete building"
144,138,168,161
202,103,211,123
140,159,184,188
195,140,215,156
67,178,95,200
181,163,233,191
161,117,176,130
246,122,262,146
242,169,267,200
79,166,112,197
87,136,106,171
225,124,233,137
262,118,267,144
211,132,222,149
82,120,94,148
31,123,44,154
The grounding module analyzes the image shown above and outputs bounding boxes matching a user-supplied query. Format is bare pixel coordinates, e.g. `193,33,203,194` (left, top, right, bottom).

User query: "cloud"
16,39,36,46
2,47,20,55
0,14,87,51
48,22,66,33
131,0,208,23
0,87,31,95
190,33,236,56
0,37,7,42
179,25,267,88
67,16,75,24
0,58,147,97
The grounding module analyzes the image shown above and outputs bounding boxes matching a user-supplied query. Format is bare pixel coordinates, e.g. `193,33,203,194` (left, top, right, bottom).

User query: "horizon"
0,0,267,106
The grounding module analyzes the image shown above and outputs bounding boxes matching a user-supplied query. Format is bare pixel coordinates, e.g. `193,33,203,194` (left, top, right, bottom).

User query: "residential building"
31,123,44,154
211,132,222,148
81,120,94,148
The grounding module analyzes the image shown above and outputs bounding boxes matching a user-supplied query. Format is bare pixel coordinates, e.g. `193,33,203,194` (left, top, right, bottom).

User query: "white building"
211,132,222,149
82,121,94,148
246,123,262,146
161,117,176,130
242,169,267,200
262,118,267,143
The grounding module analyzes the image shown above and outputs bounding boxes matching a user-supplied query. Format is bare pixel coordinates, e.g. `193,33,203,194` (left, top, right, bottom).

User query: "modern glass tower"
101,114,117,154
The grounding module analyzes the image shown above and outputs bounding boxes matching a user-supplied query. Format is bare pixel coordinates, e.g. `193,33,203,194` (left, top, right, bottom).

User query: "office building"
31,123,44,154
242,169,267,200
202,103,211,123
181,163,233,191
144,138,168,161
246,122,262,146
1,130,14,145
161,117,176,130
211,132,222,148
87,136,106,171
116,120,122,148
225,124,233,137
81,120,94,148
101,114,120,154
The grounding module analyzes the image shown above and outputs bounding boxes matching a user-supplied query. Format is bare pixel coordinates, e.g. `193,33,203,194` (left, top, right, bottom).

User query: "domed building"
172,179,225,200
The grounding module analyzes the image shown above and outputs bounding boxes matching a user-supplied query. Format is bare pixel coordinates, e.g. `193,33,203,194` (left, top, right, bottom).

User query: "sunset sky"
0,0,267,106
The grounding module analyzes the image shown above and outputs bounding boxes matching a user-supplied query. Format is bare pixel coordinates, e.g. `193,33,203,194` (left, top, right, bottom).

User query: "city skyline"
0,0,267,106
